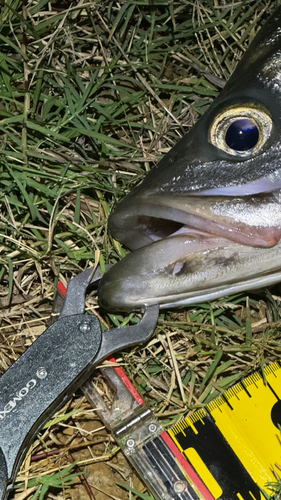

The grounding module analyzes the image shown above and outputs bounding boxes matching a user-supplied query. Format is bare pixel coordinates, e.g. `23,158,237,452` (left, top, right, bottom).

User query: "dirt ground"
14,391,145,500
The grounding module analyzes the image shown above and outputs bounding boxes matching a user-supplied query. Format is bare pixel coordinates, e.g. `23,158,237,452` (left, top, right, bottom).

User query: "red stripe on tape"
107,356,144,405
161,431,215,500
57,281,67,297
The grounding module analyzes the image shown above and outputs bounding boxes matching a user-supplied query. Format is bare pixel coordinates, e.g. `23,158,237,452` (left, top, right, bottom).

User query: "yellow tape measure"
168,361,281,500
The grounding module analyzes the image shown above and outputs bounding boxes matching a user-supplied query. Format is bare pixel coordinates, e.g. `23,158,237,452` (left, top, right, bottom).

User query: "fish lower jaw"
132,270,281,310
98,260,281,312
98,231,281,311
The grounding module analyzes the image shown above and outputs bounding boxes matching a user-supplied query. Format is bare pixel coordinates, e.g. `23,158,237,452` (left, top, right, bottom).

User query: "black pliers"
0,268,159,500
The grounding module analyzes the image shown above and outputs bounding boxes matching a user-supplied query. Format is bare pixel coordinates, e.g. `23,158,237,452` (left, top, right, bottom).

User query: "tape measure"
110,361,281,500
53,282,281,500
164,361,281,500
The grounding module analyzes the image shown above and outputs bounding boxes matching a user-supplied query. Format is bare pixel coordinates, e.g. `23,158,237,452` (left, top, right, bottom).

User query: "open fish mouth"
112,190,281,250
98,188,281,311
98,7,281,311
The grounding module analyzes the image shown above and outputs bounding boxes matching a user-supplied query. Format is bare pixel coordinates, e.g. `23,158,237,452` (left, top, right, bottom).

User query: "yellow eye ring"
208,105,273,157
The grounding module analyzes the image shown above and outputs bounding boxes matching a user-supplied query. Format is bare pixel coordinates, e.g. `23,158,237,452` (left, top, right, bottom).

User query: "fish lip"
99,266,281,310
98,234,241,310
98,231,281,311
110,192,281,251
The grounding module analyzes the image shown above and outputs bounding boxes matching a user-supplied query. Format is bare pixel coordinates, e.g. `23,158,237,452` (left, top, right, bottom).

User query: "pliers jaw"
57,266,159,366
59,267,104,318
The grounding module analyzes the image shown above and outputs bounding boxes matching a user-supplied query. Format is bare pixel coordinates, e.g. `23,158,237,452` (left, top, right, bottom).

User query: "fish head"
98,9,281,311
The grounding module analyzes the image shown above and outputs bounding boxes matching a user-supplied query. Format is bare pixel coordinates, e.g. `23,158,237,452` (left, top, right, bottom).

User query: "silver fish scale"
211,198,281,228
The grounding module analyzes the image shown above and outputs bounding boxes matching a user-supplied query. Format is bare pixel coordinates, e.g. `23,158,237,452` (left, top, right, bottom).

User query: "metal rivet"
79,320,91,333
149,423,157,433
37,367,47,379
127,438,135,448
174,480,186,493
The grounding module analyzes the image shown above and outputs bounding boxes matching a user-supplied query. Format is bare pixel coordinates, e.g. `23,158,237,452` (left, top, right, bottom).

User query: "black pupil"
225,119,259,151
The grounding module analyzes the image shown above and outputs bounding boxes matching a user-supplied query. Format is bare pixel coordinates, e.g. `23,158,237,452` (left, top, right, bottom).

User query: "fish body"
98,8,281,311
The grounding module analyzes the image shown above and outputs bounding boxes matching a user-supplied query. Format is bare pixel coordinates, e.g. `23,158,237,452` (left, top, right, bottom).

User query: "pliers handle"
0,268,158,500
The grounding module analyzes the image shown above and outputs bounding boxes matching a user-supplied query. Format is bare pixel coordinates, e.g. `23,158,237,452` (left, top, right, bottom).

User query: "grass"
15,462,83,500
1,0,281,499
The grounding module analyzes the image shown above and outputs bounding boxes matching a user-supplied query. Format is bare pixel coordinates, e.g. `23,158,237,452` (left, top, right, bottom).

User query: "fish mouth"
122,193,281,249
98,190,281,311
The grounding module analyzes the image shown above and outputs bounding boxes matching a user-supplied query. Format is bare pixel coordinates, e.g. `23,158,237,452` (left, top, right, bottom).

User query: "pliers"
0,268,159,500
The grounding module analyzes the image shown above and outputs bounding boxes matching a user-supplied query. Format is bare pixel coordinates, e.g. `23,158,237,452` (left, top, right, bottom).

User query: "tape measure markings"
240,381,251,398
167,362,281,499
161,431,215,500
169,412,262,500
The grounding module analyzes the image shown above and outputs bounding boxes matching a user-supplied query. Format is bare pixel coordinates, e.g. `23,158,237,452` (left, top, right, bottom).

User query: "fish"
98,7,281,311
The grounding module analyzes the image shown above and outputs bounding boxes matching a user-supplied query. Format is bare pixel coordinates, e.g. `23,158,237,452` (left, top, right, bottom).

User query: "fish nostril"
225,119,259,151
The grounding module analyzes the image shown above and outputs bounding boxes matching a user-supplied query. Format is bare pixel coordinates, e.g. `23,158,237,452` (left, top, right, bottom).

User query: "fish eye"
225,119,259,151
209,105,272,157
